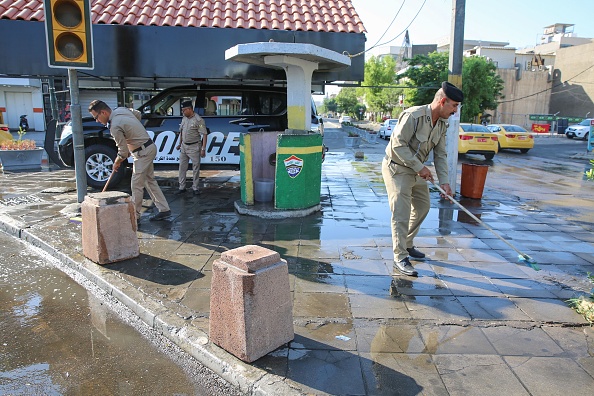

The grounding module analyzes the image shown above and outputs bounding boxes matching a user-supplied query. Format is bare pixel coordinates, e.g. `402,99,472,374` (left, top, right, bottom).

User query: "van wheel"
520,149,529,154
484,153,495,160
84,145,123,189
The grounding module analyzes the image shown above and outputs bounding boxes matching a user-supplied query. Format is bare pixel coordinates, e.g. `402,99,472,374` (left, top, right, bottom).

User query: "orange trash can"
460,163,489,199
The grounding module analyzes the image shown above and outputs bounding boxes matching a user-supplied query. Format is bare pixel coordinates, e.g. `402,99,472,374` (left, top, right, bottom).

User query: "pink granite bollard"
209,245,294,363
81,191,139,265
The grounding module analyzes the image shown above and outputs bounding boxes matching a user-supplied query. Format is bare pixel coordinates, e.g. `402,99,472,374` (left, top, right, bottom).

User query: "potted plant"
344,131,361,148
366,130,378,143
0,129,44,171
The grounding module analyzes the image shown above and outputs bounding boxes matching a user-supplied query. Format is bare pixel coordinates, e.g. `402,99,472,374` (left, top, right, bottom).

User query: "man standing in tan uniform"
174,100,208,196
382,82,462,276
88,100,171,223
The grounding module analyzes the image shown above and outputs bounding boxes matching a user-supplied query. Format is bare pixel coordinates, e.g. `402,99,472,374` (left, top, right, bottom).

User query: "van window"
203,90,286,117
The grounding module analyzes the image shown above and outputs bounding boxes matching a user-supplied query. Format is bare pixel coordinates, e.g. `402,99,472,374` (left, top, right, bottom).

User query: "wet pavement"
1,127,594,395
0,231,239,395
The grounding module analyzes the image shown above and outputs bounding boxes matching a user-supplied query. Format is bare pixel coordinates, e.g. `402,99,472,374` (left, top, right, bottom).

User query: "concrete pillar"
81,191,139,264
264,55,318,131
209,245,293,362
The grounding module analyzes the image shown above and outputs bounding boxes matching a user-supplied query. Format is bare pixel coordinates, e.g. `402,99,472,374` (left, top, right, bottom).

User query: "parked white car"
338,115,352,124
565,118,593,140
379,118,398,139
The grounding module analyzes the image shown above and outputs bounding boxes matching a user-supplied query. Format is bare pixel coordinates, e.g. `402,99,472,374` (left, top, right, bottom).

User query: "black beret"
441,81,463,102
181,100,193,109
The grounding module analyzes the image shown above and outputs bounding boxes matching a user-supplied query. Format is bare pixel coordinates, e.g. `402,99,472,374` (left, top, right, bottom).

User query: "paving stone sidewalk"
1,131,593,395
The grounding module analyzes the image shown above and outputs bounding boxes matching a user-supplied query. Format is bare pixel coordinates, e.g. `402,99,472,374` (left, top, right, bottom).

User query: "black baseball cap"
181,100,193,109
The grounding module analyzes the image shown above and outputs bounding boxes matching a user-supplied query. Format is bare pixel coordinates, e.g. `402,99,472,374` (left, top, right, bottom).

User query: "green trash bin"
274,133,323,209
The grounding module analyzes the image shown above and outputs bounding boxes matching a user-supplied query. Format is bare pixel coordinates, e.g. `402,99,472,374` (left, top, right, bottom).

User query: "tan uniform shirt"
385,104,450,184
108,107,149,159
179,113,207,145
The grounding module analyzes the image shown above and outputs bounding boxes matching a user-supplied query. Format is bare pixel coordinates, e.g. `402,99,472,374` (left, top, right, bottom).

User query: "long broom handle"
430,181,530,259
102,169,116,192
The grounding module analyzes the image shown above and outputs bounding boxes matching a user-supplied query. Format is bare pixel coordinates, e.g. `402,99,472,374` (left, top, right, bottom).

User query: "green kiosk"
227,42,350,217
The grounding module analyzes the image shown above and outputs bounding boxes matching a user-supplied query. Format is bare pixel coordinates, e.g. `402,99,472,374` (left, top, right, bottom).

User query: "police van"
58,84,323,189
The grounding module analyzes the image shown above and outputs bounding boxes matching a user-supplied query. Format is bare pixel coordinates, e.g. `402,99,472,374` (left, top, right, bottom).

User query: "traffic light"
44,0,94,69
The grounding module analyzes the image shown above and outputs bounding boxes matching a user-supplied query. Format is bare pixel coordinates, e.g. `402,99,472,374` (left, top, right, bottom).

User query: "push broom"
430,181,539,270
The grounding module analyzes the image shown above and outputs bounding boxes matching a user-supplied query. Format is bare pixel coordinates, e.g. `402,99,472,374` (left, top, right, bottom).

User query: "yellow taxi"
486,124,534,153
458,123,498,160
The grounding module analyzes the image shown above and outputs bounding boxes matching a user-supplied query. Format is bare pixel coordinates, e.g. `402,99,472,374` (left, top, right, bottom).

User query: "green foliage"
461,56,505,122
335,87,361,117
400,52,449,106
567,272,594,324
323,97,338,114
360,55,408,116
399,52,504,122
585,159,594,181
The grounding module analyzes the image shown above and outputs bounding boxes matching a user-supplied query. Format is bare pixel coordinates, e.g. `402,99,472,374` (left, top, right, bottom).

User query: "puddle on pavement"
0,235,216,395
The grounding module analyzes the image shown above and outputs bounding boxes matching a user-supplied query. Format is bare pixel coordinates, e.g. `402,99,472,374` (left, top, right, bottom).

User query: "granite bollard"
209,245,293,363
81,191,139,265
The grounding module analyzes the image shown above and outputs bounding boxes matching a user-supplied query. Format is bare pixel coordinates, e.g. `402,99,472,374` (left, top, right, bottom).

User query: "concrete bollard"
81,191,139,265
209,245,293,362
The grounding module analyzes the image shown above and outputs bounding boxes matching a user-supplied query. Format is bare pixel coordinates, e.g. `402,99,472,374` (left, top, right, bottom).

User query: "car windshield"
579,119,592,126
502,125,527,132
461,124,490,132
389,120,397,125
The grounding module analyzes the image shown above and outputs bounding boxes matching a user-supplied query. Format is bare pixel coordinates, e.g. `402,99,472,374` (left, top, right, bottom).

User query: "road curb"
0,217,308,395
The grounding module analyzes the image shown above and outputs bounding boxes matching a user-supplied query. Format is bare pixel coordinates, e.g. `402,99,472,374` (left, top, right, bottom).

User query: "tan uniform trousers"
131,143,170,217
381,157,430,262
178,142,201,192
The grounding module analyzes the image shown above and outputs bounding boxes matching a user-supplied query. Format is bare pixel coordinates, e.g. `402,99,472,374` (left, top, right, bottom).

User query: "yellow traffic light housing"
44,0,94,69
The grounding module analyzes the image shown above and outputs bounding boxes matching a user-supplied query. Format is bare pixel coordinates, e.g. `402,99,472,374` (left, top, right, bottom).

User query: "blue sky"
351,0,594,51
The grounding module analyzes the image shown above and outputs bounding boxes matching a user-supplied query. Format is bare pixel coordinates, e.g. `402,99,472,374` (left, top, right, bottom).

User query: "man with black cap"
175,100,208,196
382,81,463,276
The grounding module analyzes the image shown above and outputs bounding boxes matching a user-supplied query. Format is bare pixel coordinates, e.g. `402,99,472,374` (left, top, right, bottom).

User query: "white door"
5,92,33,131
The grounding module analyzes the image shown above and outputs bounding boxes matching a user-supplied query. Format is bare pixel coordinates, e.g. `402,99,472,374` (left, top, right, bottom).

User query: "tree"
323,97,338,115
400,52,449,106
460,56,504,122
362,56,400,116
335,87,360,117
399,52,504,122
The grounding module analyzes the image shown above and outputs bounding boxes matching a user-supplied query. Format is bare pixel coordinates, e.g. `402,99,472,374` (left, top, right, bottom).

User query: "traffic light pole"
68,68,88,203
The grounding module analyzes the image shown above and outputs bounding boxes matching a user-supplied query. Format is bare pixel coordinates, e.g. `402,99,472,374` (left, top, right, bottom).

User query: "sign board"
529,115,583,123
531,124,550,133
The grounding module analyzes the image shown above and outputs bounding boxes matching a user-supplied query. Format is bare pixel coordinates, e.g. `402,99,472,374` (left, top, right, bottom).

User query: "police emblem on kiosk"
284,155,303,178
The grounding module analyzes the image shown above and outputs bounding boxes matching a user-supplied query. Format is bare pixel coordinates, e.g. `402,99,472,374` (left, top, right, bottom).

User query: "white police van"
58,84,323,189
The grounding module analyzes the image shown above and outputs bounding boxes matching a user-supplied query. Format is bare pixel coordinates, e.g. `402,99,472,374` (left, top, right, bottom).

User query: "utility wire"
375,0,428,48
368,1,407,50
497,63,594,104
346,0,428,59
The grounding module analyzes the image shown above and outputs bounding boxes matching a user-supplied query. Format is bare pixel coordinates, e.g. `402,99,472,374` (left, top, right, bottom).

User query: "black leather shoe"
193,189,201,196
173,189,187,195
149,210,171,221
407,246,425,259
394,258,418,277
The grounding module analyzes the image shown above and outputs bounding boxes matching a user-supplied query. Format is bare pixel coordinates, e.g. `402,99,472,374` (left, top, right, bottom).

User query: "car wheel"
566,134,573,139
584,132,589,141
84,145,124,189
520,149,529,154
484,153,495,160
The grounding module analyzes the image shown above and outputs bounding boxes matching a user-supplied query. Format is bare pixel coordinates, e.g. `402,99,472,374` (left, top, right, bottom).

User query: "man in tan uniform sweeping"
89,100,171,224
382,82,463,277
